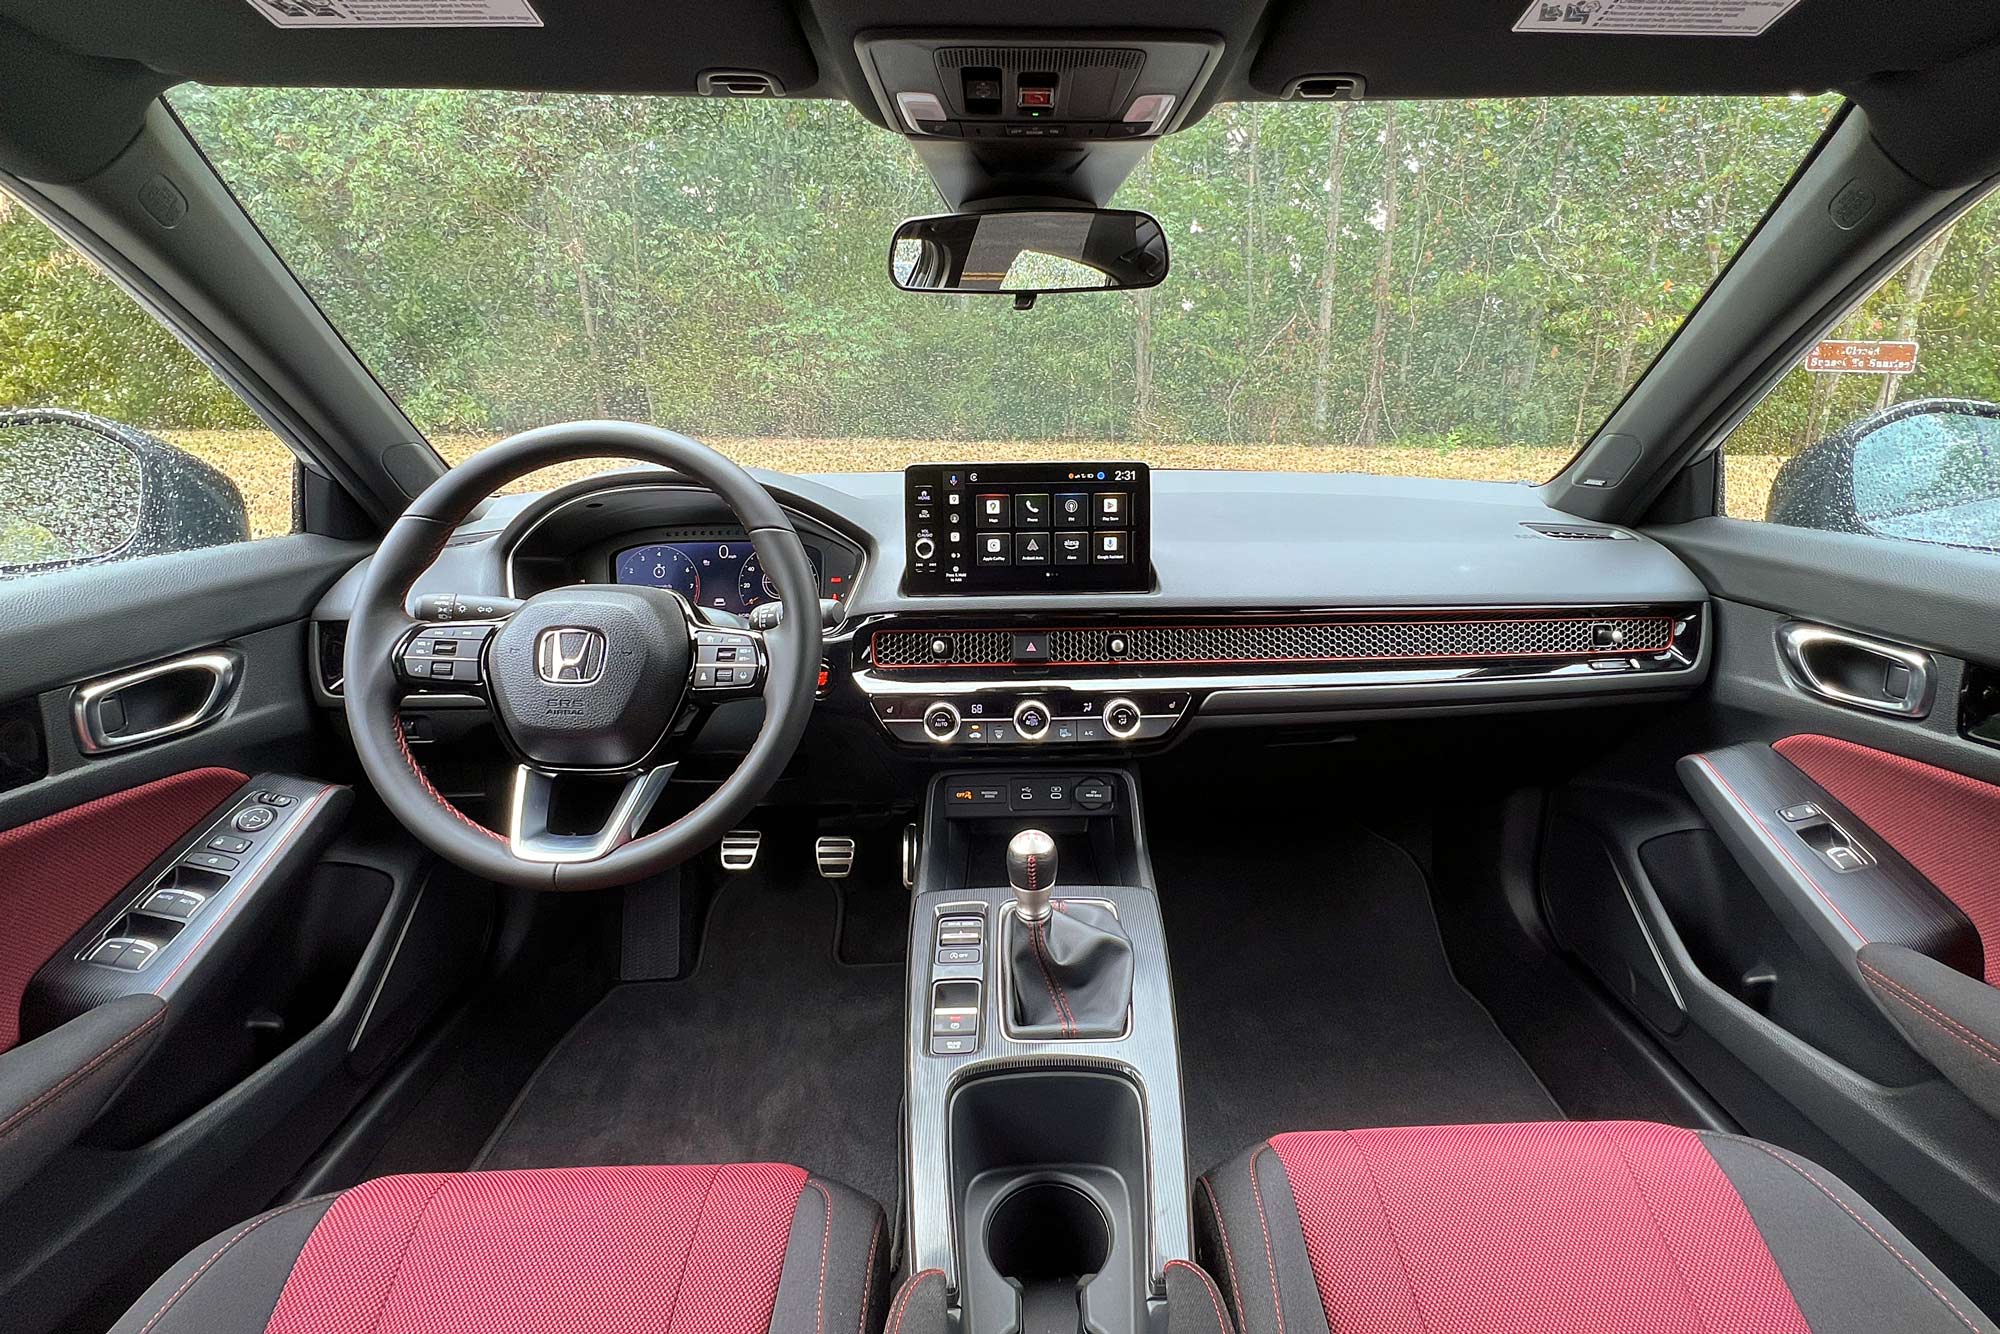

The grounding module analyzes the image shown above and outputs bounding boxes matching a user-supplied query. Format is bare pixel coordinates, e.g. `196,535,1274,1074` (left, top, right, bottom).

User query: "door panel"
1538,516,2000,1308
0,765,243,1052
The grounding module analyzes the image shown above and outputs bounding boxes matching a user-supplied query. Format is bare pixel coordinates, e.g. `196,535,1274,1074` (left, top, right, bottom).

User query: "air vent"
1522,523,1635,541
698,69,783,97
314,622,347,696
1285,74,1367,101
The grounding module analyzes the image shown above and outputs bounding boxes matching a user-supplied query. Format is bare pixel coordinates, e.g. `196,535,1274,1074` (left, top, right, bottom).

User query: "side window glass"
1,187,296,577
1722,196,2000,555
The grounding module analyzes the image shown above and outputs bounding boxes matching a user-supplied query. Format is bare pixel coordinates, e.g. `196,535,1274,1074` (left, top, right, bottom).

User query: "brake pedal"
719,830,761,872
815,836,857,880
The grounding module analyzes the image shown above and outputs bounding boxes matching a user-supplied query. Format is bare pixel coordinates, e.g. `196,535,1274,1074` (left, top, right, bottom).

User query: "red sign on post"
1805,340,1919,374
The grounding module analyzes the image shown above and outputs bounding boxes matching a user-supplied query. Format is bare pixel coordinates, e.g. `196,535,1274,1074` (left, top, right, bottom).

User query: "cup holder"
986,1180,1112,1284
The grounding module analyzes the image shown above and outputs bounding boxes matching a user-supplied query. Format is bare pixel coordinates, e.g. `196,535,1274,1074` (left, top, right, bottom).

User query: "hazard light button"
1011,632,1050,663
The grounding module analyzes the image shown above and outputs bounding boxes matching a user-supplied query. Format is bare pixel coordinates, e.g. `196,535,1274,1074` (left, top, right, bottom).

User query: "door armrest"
1678,744,1982,982
0,994,165,1201
1858,943,2000,1120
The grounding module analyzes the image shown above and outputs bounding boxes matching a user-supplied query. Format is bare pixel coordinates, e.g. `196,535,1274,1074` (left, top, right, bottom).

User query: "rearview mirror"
890,208,1169,300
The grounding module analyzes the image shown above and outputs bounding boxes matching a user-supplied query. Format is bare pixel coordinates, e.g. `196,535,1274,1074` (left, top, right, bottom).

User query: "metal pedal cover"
719,830,761,872
815,836,857,880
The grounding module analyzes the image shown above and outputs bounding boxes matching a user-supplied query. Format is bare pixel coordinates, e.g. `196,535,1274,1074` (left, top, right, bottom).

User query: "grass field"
160,430,1786,540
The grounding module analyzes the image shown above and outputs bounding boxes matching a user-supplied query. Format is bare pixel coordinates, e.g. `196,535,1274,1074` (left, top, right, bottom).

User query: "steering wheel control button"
234,806,277,833
1013,700,1052,739
1102,698,1143,740
923,702,962,742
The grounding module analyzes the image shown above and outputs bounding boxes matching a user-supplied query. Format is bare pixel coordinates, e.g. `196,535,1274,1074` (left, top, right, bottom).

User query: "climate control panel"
871,689,1189,748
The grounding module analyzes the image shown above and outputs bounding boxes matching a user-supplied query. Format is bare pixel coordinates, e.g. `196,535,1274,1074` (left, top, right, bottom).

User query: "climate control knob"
922,701,961,742
1013,699,1052,740
1102,697,1143,741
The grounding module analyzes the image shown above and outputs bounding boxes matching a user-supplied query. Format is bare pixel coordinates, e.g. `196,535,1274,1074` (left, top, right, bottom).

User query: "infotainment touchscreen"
903,462,1150,594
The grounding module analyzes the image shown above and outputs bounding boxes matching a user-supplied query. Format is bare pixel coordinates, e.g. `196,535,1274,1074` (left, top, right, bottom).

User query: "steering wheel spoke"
507,764,678,865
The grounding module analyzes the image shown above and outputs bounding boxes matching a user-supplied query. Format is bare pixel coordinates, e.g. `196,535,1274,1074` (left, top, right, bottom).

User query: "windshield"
172,89,1836,486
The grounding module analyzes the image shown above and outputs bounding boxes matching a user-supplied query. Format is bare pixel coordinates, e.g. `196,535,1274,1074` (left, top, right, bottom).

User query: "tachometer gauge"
736,551,819,610
614,544,702,603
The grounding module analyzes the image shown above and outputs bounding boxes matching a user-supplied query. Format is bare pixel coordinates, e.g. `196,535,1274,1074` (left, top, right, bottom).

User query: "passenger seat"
1196,1121,1996,1333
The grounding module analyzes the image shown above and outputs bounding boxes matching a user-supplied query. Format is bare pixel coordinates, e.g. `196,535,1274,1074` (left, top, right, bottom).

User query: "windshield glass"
172,89,1836,486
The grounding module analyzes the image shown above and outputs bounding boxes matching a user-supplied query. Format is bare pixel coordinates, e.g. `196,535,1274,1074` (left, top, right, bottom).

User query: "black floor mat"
478,852,905,1208
1158,813,1559,1174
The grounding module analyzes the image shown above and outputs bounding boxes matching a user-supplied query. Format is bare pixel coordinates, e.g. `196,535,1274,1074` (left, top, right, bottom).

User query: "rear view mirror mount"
889,207,1169,308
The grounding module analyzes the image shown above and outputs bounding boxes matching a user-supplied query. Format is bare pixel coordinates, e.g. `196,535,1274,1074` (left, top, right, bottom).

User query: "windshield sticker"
1806,340,1920,375
1514,0,1802,37
244,0,541,28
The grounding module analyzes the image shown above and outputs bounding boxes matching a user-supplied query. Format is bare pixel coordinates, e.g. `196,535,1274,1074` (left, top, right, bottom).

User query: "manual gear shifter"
1007,829,1057,923
1004,829,1135,1040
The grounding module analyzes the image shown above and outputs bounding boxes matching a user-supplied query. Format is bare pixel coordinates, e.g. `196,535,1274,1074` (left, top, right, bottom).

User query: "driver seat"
106,1162,888,1334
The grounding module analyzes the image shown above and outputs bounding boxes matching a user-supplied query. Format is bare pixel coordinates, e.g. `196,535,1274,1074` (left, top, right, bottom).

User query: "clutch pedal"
815,836,857,880
719,830,761,872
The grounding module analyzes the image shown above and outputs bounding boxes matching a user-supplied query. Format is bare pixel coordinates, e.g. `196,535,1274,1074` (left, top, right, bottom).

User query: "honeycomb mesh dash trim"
871,615,1675,669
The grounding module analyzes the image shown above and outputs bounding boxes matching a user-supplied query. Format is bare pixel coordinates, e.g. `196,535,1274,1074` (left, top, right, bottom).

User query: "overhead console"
855,32,1223,142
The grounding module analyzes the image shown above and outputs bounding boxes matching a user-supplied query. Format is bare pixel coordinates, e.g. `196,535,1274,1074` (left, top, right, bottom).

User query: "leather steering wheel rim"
343,421,822,891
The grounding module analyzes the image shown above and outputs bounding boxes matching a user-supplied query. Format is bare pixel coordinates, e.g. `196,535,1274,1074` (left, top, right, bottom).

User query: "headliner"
3,0,1998,108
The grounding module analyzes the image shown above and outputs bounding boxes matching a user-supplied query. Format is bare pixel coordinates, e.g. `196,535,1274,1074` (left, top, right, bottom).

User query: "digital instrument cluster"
903,462,1151,594
612,539,823,615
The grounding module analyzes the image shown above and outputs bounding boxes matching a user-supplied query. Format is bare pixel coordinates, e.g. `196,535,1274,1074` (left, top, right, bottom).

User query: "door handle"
1776,623,1933,719
71,649,243,753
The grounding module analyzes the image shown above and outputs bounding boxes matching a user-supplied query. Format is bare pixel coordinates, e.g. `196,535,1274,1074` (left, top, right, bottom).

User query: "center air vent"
697,70,783,98
1522,523,1635,541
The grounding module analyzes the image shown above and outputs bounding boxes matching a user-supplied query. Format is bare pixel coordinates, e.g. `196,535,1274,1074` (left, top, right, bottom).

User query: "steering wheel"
343,422,822,891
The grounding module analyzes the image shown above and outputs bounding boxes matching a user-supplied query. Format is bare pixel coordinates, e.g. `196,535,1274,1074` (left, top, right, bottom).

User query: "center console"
905,768,1188,1334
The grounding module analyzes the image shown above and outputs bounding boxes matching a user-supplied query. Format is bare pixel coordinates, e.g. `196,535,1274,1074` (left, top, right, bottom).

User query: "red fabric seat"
1196,1122,1996,1334
108,1162,887,1334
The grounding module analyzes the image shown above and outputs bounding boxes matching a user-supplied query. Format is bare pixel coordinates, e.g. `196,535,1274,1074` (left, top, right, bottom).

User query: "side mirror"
890,208,1169,302
0,409,250,575
1766,398,2000,552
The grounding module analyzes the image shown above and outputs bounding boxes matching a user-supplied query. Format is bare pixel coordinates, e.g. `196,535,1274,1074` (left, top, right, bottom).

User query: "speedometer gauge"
736,552,820,610
613,544,702,603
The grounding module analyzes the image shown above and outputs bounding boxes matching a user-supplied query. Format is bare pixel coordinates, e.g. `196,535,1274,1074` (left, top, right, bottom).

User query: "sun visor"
0,0,818,96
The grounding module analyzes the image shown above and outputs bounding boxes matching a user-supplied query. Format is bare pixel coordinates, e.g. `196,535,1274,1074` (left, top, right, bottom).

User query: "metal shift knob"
1007,829,1057,923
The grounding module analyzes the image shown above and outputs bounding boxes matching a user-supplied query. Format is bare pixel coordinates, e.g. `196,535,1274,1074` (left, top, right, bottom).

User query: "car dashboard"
310,463,1711,760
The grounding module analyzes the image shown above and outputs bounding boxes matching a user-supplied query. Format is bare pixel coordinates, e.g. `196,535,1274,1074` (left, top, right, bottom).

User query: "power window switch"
143,888,207,921
113,939,157,971
86,940,129,967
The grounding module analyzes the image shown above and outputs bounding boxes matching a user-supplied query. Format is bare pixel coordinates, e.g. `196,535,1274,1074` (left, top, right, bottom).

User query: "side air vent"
698,70,783,97
314,622,347,696
1522,523,1635,541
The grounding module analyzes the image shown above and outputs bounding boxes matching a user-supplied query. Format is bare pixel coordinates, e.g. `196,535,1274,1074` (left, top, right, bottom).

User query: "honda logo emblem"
534,627,606,685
